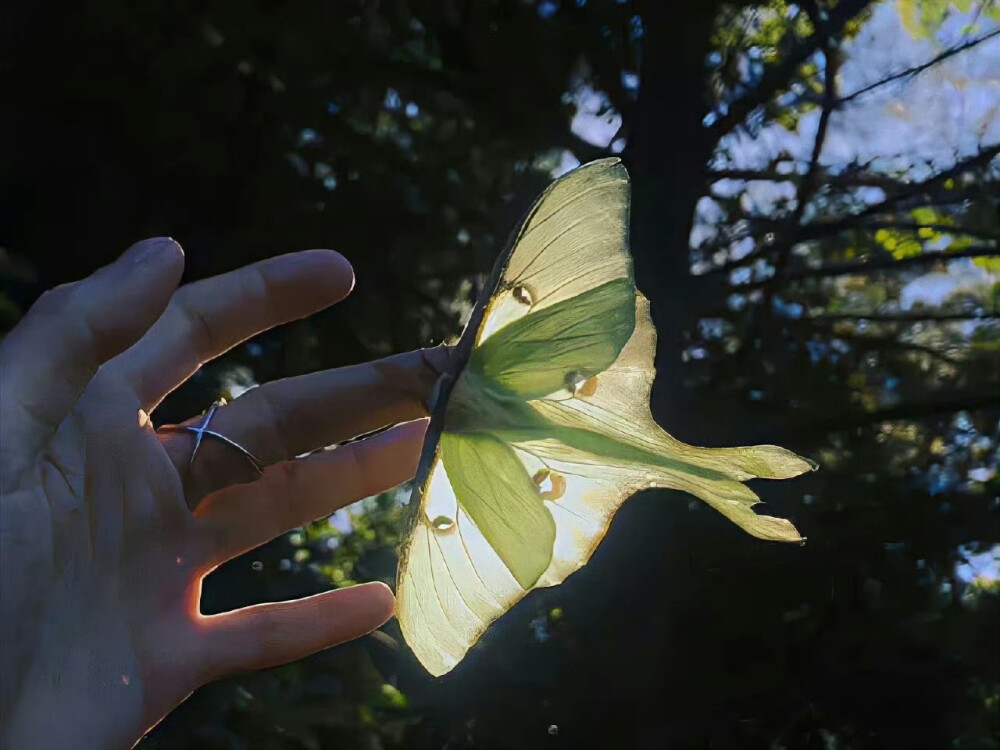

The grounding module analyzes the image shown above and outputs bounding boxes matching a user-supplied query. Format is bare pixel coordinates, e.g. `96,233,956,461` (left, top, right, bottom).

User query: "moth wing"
476,158,632,344
396,434,548,677
521,294,814,542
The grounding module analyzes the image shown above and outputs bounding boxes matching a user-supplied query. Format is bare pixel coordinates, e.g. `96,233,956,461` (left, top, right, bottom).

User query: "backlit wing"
397,295,813,675
395,434,549,676
519,295,815,540
396,158,813,677
397,158,633,675
475,158,631,344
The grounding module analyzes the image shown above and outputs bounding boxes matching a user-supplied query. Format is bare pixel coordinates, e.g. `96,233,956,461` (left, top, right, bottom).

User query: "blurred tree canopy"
1,0,997,749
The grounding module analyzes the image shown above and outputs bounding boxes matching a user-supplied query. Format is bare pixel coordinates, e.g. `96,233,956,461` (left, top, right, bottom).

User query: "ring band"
158,399,265,475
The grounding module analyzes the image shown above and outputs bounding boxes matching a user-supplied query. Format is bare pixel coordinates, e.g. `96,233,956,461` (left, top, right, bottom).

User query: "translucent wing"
519,294,815,540
397,296,814,675
475,158,631,344
397,158,633,676
472,277,635,399
396,435,548,676
396,158,813,677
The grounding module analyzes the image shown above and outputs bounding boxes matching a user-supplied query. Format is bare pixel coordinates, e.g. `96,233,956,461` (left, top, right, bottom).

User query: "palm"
0,239,444,750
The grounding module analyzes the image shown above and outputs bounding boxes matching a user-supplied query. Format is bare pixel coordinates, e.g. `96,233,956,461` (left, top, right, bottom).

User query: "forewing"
476,158,631,344
472,277,635,399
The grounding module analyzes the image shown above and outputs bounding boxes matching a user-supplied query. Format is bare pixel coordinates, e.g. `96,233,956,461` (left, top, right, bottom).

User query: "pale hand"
0,238,444,750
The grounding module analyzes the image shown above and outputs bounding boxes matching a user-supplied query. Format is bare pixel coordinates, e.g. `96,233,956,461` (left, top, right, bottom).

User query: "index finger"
108,249,355,410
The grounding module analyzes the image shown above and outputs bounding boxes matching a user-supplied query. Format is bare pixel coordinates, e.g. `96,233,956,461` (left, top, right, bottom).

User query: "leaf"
974,256,1000,273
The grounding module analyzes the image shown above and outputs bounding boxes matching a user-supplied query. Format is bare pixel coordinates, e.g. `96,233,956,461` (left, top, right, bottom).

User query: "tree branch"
707,167,901,189
766,32,839,298
854,145,1000,219
698,214,1000,276
828,335,962,363
699,147,1000,277
838,28,1000,106
791,244,998,278
706,0,871,138
806,311,998,323
807,392,999,434
800,220,1000,243
734,244,999,290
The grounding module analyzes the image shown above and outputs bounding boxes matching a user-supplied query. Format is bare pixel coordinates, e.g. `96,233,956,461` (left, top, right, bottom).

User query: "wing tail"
526,293,814,543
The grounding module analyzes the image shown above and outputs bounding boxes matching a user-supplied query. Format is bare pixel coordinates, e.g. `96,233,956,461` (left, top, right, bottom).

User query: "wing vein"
423,525,467,643
432,528,488,626
517,181,621,244
456,512,504,610
530,257,623,305
516,214,590,281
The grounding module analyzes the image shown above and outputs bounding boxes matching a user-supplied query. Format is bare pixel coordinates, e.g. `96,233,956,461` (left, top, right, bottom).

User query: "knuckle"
253,386,290,460
174,294,217,360
270,458,303,486
35,283,77,314
256,461,303,529
344,442,374,497
73,312,105,359
249,265,280,324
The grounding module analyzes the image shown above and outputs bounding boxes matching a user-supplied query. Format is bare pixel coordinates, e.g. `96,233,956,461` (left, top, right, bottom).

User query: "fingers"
109,249,355,411
229,346,449,459
198,582,395,681
0,238,183,483
194,419,427,566
162,346,449,507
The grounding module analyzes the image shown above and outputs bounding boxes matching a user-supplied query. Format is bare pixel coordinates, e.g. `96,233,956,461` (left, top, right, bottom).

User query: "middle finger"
159,346,449,507
109,249,356,412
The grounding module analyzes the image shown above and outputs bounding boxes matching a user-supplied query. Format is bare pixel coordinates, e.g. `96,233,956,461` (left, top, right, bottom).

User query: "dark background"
1,1,997,748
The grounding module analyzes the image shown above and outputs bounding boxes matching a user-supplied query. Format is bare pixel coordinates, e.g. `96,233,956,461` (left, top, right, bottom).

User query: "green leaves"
898,0,1000,39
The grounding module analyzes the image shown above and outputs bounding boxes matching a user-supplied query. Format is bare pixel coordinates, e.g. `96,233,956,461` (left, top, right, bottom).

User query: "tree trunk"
628,0,721,445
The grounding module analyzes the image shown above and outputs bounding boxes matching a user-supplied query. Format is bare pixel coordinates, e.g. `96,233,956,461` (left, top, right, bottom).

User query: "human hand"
0,238,445,750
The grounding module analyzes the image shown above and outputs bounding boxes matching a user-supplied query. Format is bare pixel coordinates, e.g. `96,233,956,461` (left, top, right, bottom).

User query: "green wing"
396,158,814,677
439,432,555,589
474,158,633,346
472,277,635,399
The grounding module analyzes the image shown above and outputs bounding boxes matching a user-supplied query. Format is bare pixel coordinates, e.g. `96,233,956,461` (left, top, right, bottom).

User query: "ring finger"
192,418,429,568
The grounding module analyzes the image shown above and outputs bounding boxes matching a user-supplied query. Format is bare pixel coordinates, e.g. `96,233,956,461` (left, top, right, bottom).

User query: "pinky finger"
197,582,395,681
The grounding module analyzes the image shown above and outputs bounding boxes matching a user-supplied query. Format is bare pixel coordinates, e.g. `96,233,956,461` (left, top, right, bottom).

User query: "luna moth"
396,158,814,676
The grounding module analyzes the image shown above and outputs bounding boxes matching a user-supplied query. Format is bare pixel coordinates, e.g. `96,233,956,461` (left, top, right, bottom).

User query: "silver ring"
158,398,265,475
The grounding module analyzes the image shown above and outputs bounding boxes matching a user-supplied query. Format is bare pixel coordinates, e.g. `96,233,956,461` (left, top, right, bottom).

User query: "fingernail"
267,249,355,297
123,237,182,265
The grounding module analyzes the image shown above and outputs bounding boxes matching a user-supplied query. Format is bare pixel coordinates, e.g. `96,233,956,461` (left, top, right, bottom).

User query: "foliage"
898,0,1000,38
1,0,997,748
